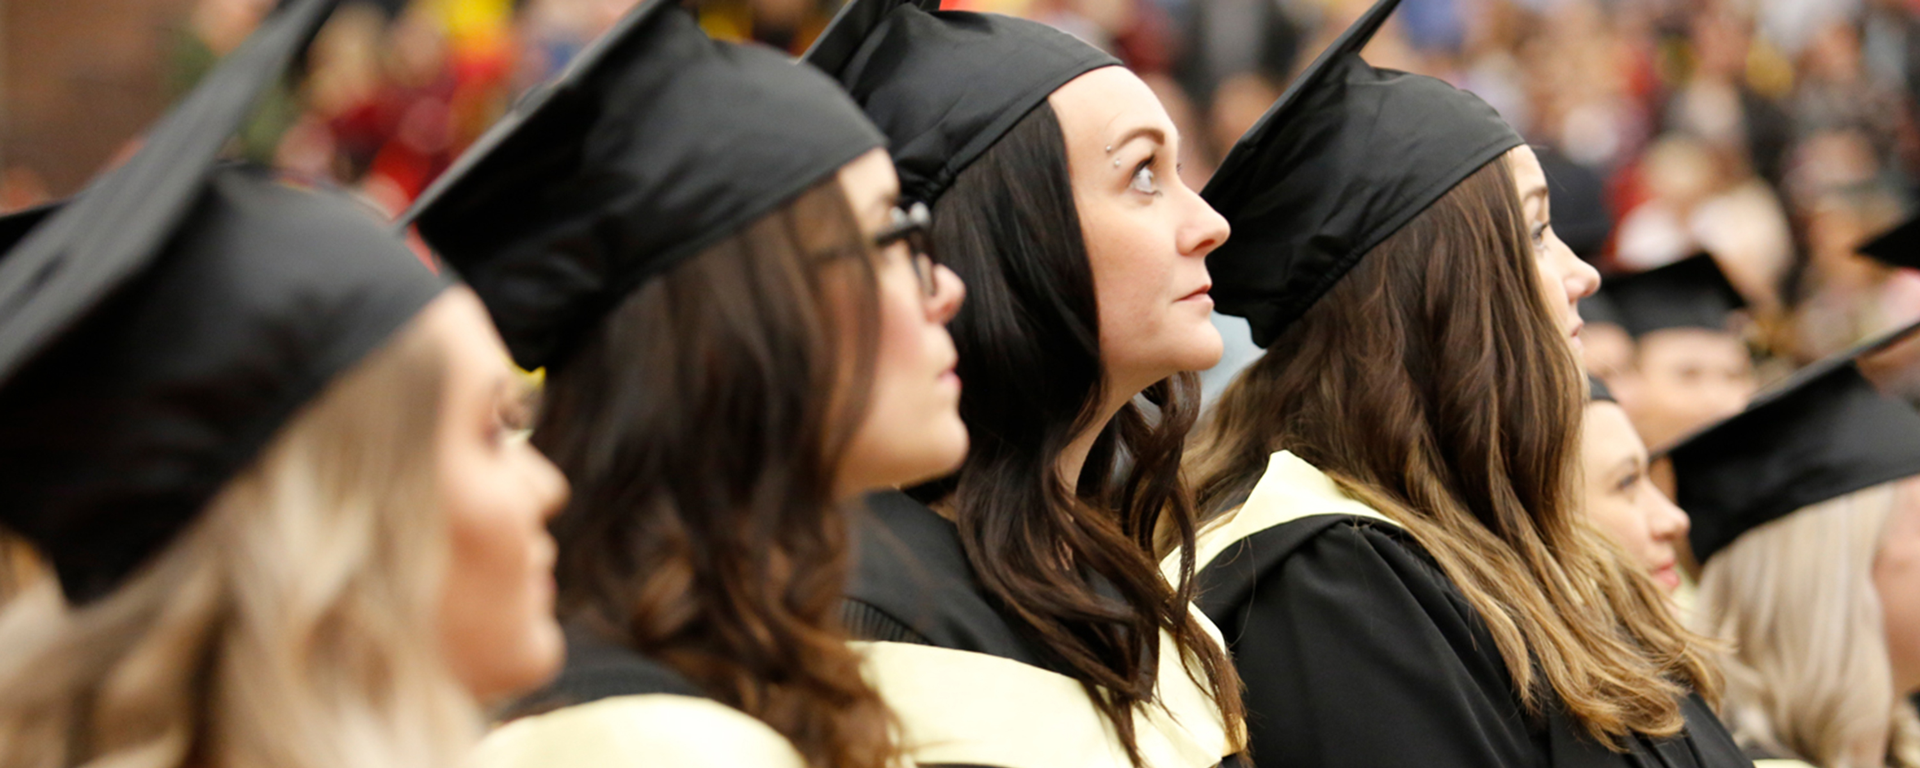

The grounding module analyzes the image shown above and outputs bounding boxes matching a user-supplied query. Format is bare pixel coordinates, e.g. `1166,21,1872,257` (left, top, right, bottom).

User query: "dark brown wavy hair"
913,102,1242,765
533,177,895,768
1189,153,1719,746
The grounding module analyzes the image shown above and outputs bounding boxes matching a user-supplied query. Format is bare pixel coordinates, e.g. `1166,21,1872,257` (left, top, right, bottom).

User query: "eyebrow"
1109,125,1169,155
1522,184,1549,210
872,187,900,221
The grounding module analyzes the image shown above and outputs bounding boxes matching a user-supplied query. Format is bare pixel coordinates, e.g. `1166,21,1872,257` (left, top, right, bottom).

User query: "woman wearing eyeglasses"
408,4,967,768
797,0,1244,766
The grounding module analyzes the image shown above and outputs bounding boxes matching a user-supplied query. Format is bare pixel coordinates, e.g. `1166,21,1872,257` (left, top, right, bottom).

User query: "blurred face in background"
1619,328,1754,449
1582,322,1634,383
1581,400,1690,593
1208,72,1281,170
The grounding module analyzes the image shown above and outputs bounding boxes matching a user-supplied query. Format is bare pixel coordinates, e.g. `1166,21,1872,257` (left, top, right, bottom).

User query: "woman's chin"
929,419,971,476
465,624,567,707
867,420,971,493
1174,327,1226,373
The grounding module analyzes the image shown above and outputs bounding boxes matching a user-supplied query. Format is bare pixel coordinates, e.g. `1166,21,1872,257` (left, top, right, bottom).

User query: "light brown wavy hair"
533,177,897,768
0,312,478,768
1189,152,1719,746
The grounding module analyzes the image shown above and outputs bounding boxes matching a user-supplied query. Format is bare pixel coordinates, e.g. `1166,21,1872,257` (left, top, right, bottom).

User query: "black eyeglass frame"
873,201,938,297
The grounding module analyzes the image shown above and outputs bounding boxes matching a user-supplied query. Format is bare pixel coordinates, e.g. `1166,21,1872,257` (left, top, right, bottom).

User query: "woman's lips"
937,362,961,393
530,548,557,606
1177,285,1213,303
1651,563,1681,592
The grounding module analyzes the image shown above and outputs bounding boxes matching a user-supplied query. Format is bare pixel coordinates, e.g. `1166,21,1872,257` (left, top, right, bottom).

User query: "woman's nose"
926,264,965,324
1566,249,1601,303
1649,493,1691,542
1178,190,1231,259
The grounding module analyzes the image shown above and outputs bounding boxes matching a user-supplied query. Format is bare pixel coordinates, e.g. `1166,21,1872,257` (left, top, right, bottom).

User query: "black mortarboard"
801,0,1120,206
0,0,450,603
1200,0,1523,348
1582,288,1624,329
1667,354,1920,562
0,203,59,250
405,0,884,371
1594,253,1745,339
1859,214,1920,271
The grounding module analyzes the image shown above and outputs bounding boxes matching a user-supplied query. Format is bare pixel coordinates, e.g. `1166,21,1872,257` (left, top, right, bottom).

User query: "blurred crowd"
8,0,1920,381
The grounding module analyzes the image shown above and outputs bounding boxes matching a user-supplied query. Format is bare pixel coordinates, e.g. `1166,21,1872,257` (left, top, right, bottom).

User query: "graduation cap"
800,0,1120,207
1581,289,1624,330
1200,0,1523,348
0,0,451,603
1593,253,1745,339
1858,214,1920,271
1666,349,1920,562
0,202,59,249
404,0,883,371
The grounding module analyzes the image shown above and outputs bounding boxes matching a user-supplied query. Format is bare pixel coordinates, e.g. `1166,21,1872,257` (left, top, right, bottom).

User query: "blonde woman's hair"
0,315,479,768
1695,483,1920,768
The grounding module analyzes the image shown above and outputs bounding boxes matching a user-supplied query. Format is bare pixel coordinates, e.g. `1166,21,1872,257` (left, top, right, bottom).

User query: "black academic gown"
475,628,813,767
847,490,1248,768
1186,452,1753,768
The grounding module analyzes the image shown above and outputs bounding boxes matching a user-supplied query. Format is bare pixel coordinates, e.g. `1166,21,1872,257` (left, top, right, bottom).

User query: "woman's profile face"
832,148,969,499
1049,66,1230,396
424,288,571,705
1580,401,1690,593
1508,145,1601,359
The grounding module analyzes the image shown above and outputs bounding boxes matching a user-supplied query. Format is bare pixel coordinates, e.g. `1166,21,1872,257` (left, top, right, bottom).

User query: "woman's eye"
492,397,534,444
1616,471,1641,494
1129,163,1161,196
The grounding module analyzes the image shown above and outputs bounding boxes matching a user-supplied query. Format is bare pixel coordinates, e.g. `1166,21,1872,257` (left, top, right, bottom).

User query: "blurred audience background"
6,0,1920,389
